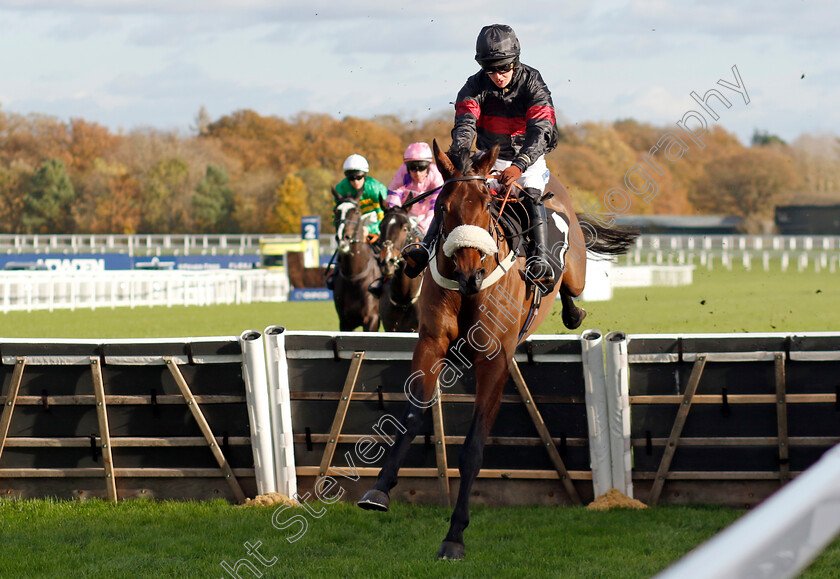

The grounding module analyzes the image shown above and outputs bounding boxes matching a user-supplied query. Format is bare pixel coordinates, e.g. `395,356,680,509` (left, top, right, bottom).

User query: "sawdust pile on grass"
238,492,300,507
586,488,648,511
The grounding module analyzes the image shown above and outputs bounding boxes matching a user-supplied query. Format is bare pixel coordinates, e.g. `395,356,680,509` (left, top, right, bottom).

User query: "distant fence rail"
0,270,289,312
1,232,839,257
0,233,338,257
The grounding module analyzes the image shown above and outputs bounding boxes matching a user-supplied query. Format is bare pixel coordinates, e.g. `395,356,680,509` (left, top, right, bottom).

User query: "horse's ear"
380,196,389,213
474,144,500,176
331,187,340,202
433,139,456,181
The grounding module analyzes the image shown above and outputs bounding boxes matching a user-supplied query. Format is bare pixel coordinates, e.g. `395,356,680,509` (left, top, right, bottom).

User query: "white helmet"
342,154,369,173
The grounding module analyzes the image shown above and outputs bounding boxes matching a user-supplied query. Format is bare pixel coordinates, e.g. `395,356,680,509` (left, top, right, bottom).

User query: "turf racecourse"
1,264,839,577
0,263,837,337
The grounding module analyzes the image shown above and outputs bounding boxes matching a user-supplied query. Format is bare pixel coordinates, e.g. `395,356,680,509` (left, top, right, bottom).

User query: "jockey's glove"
499,165,523,186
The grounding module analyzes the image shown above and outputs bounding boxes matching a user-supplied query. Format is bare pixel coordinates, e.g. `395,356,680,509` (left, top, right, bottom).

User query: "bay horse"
376,205,422,332
331,190,380,332
357,141,637,559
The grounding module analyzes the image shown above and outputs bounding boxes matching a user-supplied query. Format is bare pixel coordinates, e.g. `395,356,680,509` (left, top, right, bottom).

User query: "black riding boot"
522,192,556,294
402,215,441,279
368,276,385,298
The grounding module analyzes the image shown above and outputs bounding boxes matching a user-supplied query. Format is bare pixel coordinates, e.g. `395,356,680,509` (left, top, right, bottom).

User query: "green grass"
0,265,836,338
1,499,837,578
1,266,839,577
2,499,833,579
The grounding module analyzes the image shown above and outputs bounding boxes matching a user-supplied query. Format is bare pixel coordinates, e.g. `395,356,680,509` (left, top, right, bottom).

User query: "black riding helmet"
475,24,520,67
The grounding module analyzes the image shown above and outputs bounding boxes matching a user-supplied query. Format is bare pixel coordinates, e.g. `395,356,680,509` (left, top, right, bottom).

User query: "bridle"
379,209,419,272
334,200,369,255
427,173,522,291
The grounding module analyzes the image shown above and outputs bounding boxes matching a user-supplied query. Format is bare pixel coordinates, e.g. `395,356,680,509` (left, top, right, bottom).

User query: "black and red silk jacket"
450,63,559,172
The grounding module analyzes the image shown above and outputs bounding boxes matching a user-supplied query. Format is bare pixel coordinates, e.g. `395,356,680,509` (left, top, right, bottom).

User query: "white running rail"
656,443,840,579
0,270,290,312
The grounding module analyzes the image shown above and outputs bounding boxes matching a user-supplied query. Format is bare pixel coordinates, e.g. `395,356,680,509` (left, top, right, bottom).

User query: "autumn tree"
268,174,308,233
139,158,190,233
191,106,212,137
789,134,840,199
0,163,31,233
192,165,237,233
67,118,119,173
23,159,75,233
691,148,798,231
298,167,336,233
232,169,281,233
752,130,786,147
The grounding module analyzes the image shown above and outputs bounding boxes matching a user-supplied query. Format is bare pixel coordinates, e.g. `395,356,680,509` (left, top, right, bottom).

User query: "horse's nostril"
475,269,486,281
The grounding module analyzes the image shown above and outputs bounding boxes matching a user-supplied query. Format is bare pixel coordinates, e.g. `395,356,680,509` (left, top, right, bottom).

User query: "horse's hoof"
357,489,390,512
437,541,465,560
563,307,586,330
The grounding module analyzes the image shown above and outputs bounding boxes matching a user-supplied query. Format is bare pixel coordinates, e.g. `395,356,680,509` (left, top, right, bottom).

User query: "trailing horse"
376,206,422,332
331,190,380,332
357,141,637,559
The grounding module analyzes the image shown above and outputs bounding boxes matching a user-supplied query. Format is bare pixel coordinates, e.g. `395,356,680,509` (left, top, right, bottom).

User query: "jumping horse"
331,190,381,332
376,205,423,332
357,141,637,559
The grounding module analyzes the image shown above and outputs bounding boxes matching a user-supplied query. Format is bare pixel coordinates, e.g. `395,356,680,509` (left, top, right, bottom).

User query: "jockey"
386,142,444,236
369,142,444,298
402,24,560,293
333,153,388,237
326,154,388,291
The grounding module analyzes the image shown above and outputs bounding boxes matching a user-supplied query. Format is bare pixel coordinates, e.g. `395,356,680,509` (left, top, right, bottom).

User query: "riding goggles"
481,60,516,74
406,161,431,173
345,171,366,181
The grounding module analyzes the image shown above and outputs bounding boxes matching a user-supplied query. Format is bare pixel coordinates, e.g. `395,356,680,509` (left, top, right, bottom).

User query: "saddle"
489,198,528,257
490,190,568,284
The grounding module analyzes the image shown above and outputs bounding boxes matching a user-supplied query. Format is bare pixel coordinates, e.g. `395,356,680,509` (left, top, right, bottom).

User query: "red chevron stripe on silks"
478,115,526,136
455,100,481,119
526,105,555,123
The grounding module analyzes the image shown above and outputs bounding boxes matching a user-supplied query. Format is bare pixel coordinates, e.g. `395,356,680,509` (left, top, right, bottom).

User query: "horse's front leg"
438,352,508,560
357,334,449,511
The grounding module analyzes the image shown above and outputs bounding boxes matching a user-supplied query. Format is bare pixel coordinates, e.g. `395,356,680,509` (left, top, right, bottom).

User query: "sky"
0,0,836,145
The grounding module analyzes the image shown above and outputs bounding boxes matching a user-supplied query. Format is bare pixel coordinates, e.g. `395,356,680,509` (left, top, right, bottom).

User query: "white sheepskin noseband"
442,225,498,258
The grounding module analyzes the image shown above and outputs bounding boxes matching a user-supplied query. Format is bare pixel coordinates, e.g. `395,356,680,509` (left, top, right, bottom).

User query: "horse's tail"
576,213,639,256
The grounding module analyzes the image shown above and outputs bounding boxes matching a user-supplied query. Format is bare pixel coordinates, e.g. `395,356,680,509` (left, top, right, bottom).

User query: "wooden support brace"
648,355,707,505
318,351,365,479
165,357,246,503
431,388,450,508
0,357,26,463
775,354,790,485
509,359,582,505
90,357,117,503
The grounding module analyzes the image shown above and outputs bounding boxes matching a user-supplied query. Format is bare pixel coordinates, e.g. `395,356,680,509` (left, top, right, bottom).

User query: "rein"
400,185,441,210
339,257,377,281
388,277,423,309
402,175,486,210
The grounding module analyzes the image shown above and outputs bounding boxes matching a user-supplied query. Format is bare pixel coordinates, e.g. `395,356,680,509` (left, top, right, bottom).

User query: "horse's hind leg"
559,207,587,330
438,353,507,560
546,179,587,330
560,290,587,330
358,336,447,511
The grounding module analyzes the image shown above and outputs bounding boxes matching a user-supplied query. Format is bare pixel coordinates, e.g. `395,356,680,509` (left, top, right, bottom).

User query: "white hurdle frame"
580,329,613,497
240,330,277,495
263,325,298,498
